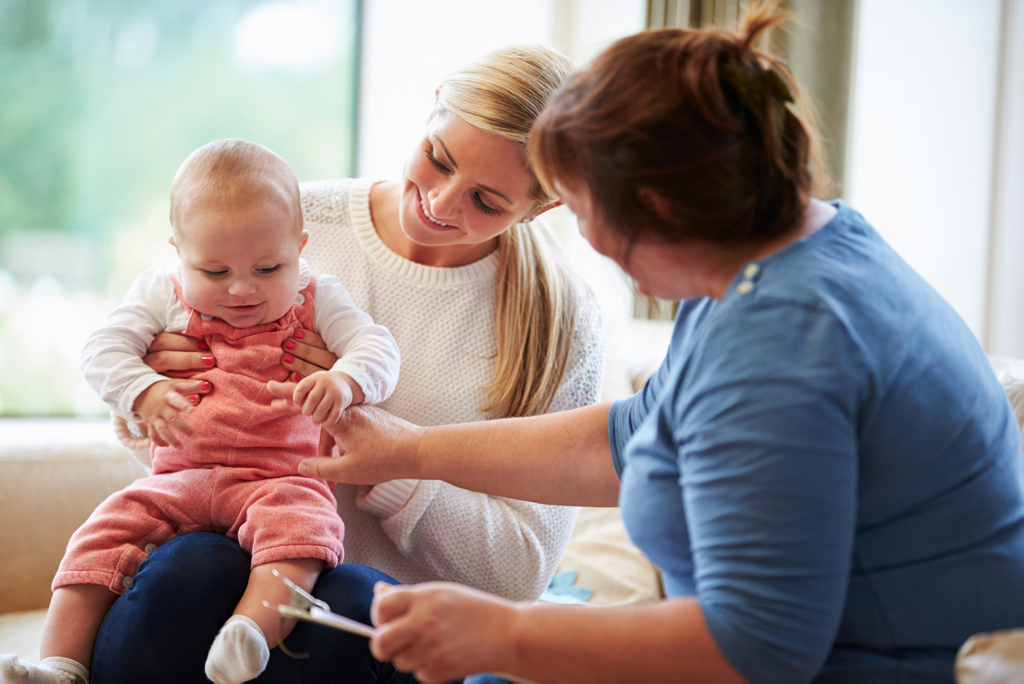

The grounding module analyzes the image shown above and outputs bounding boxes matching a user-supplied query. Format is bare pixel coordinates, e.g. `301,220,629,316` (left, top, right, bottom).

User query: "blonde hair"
170,138,301,235
436,45,579,418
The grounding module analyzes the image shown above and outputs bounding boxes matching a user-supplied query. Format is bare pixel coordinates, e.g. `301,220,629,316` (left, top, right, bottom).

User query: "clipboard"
264,568,377,647
266,569,535,683
274,603,377,639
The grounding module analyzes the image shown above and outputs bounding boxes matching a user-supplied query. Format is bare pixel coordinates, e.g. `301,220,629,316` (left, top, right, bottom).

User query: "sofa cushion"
0,418,146,613
555,507,662,606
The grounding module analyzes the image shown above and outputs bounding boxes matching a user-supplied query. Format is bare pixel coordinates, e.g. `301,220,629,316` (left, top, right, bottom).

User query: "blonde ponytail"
436,44,580,418
482,221,578,418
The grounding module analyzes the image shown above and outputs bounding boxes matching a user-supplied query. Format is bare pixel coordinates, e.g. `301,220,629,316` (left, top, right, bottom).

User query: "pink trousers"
53,466,343,594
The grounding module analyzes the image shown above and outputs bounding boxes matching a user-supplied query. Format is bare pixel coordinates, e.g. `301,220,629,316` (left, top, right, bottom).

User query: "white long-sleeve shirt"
301,178,606,601
81,260,400,420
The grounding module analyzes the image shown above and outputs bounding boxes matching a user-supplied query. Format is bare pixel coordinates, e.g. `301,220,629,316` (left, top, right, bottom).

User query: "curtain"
646,0,856,196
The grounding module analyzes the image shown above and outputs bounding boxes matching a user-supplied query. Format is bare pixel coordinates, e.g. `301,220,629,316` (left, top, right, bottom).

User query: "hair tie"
720,61,793,139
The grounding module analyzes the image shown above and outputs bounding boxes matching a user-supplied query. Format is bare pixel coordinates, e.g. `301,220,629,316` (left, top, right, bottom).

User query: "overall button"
744,263,760,278
122,575,134,590
737,281,754,295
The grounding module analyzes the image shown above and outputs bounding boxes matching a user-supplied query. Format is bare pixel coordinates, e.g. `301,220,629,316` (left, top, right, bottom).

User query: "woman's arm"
274,299,617,601
289,302,620,508
368,582,744,684
400,402,621,507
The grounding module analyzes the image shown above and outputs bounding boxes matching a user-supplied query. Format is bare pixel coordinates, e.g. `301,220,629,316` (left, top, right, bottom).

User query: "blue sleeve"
608,298,716,478
679,303,862,682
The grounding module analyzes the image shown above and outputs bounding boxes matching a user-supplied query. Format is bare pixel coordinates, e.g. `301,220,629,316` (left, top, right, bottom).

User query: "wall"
357,0,647,180
987,0,1024,358
846,0,1005,346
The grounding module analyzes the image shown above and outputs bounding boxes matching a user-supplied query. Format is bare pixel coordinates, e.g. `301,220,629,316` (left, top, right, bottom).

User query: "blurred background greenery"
0,0,360,415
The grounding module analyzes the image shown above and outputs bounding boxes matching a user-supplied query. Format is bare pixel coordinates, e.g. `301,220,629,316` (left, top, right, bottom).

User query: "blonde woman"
88,45,604,683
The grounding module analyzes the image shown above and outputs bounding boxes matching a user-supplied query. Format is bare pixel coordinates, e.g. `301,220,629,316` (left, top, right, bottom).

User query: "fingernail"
283,354,294,364
292,372,302,382
201,356,214,366
294,329,305,339
202,381,211,391
298,462,310,475
284,340,297,350
197,341,209,351
188,395,199,404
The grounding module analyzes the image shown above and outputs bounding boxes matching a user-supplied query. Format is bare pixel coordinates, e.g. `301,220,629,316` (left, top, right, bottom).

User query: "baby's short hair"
170,139,301,233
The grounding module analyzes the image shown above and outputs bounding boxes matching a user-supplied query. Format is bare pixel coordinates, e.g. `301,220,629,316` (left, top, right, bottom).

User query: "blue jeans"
90,532,415,683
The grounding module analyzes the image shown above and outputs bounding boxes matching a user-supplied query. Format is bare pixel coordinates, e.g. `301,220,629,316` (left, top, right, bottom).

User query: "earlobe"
168,235,177,250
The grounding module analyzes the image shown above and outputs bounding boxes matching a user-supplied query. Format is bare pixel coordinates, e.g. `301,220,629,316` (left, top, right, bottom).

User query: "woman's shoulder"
300,178,364,225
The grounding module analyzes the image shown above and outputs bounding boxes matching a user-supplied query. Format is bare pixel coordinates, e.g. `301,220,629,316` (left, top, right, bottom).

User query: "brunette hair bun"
531,0,826,246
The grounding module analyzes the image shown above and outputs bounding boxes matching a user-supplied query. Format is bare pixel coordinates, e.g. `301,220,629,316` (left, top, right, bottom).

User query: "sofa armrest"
0,418,147,613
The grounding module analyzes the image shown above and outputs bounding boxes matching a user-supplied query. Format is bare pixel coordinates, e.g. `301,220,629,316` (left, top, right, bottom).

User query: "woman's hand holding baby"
132,380,196,447
143,332,216,406
281,328,340,380
145,332,216,373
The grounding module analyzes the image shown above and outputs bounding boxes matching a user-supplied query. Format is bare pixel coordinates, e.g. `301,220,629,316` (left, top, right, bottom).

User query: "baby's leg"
42,584,119,665
205,558,323,684
0,585,117,683
238,558,324,646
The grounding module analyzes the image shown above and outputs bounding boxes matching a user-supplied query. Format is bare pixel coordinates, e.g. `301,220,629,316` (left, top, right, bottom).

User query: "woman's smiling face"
398,111,537,266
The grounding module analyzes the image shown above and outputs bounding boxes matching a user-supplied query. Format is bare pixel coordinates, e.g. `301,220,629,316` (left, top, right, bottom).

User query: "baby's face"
172,195,306,328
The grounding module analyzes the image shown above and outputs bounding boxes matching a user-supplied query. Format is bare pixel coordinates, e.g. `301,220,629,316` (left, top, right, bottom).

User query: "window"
0,0,360,415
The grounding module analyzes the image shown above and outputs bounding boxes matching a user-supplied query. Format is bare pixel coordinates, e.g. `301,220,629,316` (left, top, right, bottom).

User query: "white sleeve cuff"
330,359,378,404
355,479,420,518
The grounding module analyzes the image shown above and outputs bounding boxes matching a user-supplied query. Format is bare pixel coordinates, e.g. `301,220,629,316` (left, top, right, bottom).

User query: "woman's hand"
282,328,339,380
142,333,214,405
369,582,519,683
144,332,215,373
267,383,423,484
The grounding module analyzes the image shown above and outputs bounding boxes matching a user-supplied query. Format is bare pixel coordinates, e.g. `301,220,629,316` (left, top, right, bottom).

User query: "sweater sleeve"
356,285,607,601
313,274,400,405
80,269,187,419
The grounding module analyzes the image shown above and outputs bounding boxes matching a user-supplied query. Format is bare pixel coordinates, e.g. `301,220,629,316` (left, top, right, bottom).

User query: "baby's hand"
291,371,365,425
133,380,195,447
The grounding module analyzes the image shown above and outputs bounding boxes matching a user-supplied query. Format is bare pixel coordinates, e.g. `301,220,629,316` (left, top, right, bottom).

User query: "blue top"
610,202,1024,683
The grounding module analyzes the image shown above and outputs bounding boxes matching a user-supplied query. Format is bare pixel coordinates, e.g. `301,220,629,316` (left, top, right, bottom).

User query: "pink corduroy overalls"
54,274,344,594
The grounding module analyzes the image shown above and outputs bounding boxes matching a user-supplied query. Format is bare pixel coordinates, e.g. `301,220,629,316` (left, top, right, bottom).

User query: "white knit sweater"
301,178,606,601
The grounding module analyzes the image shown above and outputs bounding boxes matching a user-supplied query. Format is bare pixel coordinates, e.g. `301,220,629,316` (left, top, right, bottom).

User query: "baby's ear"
168,235,178,250
299,230,309,253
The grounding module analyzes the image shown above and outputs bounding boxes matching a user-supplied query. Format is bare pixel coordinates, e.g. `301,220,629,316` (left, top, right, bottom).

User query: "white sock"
204,615,269,684
0,655,88,683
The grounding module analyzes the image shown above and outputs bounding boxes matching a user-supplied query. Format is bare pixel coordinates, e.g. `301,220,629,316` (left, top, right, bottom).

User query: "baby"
1,139,400,684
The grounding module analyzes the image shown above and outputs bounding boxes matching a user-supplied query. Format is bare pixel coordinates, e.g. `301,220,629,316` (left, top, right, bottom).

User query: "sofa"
3,339,1023,682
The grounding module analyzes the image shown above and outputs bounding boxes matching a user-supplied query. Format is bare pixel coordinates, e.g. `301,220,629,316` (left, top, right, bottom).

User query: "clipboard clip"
262,568,332,659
